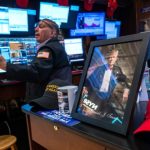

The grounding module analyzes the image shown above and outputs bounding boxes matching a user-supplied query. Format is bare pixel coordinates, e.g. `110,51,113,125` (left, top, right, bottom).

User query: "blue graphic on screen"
39,2,69,27
112,117,122,124
70,5,80,11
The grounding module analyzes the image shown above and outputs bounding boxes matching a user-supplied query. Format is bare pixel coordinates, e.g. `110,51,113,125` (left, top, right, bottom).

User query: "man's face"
34,20,55,43
107,50,118,69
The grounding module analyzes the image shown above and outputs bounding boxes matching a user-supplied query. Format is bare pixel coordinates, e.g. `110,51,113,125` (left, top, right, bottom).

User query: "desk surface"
22,102,150,150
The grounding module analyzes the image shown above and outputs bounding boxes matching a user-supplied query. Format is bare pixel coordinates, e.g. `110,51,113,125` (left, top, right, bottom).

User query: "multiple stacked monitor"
0,2,121,38
0,37,85,73
0,2,122,74
0,38,37,73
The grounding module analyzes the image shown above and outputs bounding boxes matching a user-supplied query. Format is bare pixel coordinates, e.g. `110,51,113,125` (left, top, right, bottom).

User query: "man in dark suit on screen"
80,48,130,119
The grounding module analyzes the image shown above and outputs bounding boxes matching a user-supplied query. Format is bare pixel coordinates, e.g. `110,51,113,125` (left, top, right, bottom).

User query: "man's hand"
0,56,7,71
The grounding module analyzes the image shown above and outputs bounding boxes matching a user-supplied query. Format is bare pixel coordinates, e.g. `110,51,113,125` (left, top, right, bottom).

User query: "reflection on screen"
64,38,84,61
77,41,142,122
0,38,37,65
40,2,69,27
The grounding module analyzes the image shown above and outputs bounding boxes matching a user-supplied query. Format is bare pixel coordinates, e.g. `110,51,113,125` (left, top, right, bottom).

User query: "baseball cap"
134,100,150,134
29,79,71,111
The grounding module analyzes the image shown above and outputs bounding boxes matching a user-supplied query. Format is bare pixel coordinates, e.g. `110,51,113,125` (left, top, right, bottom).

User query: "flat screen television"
0,6,36,36
71,32,150,135
61,5,80,29
64,38,84,62
70,12,105,37
105,20,121,39
39,2,69,27
8,8,28,32
0,38,37,73
0,6,10,35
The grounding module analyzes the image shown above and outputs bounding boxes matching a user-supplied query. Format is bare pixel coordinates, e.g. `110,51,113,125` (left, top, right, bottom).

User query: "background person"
0,19,72,102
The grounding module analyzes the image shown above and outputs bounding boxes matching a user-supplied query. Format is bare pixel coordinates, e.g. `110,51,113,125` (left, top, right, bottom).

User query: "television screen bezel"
71,32,150,135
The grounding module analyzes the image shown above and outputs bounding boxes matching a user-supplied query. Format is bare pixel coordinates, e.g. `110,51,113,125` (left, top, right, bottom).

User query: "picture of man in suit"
78,48,130,119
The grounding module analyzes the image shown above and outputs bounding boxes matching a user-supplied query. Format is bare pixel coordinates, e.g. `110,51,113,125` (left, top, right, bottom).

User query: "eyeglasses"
34,20,53,29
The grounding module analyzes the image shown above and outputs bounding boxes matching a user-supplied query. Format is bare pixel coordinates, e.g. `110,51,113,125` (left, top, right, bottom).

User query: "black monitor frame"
71,32,150,135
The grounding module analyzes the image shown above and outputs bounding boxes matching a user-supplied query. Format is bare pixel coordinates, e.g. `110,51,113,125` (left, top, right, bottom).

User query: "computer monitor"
64,38,85,71
61,5,80,29
105,20,121,39
0,38,37,71
8,8,28,32
39,2,69,27
0,6,36,36
0,6,10,35
64,38,84,62
70,12,105,37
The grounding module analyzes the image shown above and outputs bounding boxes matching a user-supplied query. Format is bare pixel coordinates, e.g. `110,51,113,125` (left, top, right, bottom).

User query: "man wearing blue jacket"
0,19,72,101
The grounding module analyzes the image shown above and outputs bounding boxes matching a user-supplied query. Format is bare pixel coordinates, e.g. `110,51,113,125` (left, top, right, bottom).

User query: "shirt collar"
37,38,51,50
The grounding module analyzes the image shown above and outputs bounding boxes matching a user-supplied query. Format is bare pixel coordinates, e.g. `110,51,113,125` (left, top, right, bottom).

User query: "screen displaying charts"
70,12,105,37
